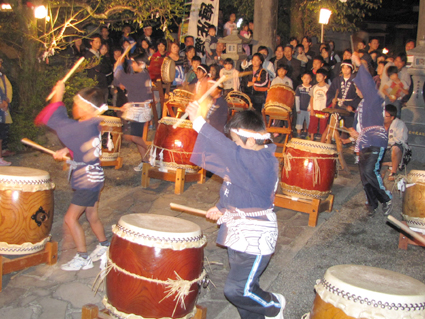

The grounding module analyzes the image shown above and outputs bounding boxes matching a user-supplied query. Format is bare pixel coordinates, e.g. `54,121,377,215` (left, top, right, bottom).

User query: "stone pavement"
0,150,422,319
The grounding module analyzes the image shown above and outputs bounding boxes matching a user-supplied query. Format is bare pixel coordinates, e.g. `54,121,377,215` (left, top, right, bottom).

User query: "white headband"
198,66,207,73
231,128,271,140
74,94,108,114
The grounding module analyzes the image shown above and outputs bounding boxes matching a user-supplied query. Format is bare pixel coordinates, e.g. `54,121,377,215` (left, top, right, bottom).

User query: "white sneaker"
89,244,108,262
265,293,286,319
61,254,93,271
133,162,144,171
0,158,11,166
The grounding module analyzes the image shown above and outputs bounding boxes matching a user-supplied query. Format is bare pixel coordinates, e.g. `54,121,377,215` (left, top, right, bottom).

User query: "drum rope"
283,154,337,187
94,256,207,316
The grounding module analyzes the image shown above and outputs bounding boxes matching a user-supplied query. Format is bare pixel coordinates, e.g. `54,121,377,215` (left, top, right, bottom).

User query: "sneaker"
133,162,144,172
0,158,11,166
366,205,376,217
61,254,93,271
382,200,393,216
265,293,286,319
90,244,108,262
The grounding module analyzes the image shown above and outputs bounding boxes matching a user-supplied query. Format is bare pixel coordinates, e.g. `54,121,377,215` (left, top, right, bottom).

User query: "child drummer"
186,103,285,319
35,81,110,271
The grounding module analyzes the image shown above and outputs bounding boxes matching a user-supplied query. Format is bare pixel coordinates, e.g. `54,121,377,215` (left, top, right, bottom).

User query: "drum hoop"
102,296,197,319
267,84,295,95
159,117,193,129
153,160,200,173
0,178,55,192
100,153,120,161
401,214,425,229
112,224,207,250
407,170,425,184
287,138,338,155
281,183,330,200
264,103,292,113
0,236,51,255
100,115,123,126
225,90,253,109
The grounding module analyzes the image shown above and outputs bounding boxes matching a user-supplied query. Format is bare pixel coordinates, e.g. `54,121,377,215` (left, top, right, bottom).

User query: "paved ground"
0,137,424,319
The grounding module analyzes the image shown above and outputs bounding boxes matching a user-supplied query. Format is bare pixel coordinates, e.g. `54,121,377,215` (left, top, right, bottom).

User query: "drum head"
0,166,50,182
408,170,425,184
118,214,202,240
161,57,176,83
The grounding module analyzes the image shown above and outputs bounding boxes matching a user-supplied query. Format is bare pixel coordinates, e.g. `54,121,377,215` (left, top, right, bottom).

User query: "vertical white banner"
184,0,219,54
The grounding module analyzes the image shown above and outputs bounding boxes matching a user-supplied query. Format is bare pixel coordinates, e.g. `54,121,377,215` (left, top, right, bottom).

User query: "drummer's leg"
86,201,107,243
132,136,148,160
63,204,87,252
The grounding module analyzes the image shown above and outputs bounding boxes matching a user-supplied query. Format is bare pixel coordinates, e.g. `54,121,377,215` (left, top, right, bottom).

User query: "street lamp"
34,5,47,19
319,8,332,43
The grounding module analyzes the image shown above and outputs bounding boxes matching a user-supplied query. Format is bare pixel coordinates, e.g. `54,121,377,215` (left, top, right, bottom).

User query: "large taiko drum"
265,84,295,113
168,89,194,111
0,167,54,255
121,101,152,123
161,57,176,83
226,90,253,112
305,264,425,319
282,139,338,199
104,214,207,319
402,170,425,231
99,115,123,163
150,117,199,172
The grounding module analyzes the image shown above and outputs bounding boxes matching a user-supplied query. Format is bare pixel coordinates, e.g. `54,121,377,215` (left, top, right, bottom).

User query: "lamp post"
319,8,332,43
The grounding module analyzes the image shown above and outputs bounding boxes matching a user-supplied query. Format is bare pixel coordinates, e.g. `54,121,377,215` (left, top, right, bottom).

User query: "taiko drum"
402,170,425,230
105,214,206,318
265,84,295,113
0,167,54,255
99,115,123,163
151,117,199,172
306,264,425,319
281,139,337,199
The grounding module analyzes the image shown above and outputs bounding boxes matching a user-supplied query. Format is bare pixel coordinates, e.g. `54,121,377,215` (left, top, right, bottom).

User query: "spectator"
224,13,237,36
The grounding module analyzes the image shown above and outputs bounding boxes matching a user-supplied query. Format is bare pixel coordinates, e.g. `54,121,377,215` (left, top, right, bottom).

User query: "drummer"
205,80,228,133
114,53,153,171
194,64,210,101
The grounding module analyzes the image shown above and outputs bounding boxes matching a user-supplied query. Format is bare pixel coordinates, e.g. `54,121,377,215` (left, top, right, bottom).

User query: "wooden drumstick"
46,57,85,101
108,106,122,111
21,138,70,161
170,203,207,217
113,42,136,72
387,215,425,245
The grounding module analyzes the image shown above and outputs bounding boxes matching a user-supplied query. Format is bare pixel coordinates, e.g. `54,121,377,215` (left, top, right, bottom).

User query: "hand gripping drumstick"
387,215,425,246
46,57,85,101
113,42,137,72
21,138,71,161
170,203,207,217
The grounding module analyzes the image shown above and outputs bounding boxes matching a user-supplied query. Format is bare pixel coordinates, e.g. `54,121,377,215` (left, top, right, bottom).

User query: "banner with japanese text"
181,0,219,54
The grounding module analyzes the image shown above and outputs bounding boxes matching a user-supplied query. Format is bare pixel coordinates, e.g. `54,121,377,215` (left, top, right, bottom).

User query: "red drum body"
265,84,295,113
99,116,123,163
402,170,425,230
281,139,337,199
151,117,199,172
0,167,54,255
307,265,425,319
104,214,206,319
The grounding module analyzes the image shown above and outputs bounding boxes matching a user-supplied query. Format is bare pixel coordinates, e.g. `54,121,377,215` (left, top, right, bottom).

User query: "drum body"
161,57,176,83
121,101,152,123
265,84,295,113
402,170,425,230
105,214,206,319
0,167,54,255
309,264,425,319
281,139,337,199
168,89,194,110
151,117,199,172
99,116,123,163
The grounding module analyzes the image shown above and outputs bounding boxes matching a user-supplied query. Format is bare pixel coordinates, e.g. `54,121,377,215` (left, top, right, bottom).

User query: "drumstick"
170,203,207,217
113,42,136,72
108,106,122,111
46,57,85,101
21,138,70,161
387,215,425,246
173,75,228,128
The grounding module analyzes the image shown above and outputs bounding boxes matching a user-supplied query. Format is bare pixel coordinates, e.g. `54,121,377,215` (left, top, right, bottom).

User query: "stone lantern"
218,29,250,65
401,39,425,161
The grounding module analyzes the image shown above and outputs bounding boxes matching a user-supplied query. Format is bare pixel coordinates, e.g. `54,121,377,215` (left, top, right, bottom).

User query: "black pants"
224,249,281,319
359,146,392,210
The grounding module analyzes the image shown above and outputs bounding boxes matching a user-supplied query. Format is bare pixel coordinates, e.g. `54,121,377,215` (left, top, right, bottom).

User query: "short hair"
197,64,209,74
316,68,328,78
192,55,201,63
313,55,325,63
284,44,293,51
276,64,289,72
224,110,267,145
131,53,146,65
302,36,312,44
185,45,195,53
378,61,387,67
295,44,304,50
252,52,265,64
100,25,108,32
257,46,269,55
396,52,407,64
224,58,234,66
289,36,298,43
385,104,397,118
208,25,216,31
358,40,366,45
387,66,398,77
275,44,285,52
301,71,312,78
343,48,352,55
77,87,105,108
184,35,194,43
89,33,102,42
321,45,330,53
156,38,167,49
369,37,379,43
406,39,415,46
369,50,379,56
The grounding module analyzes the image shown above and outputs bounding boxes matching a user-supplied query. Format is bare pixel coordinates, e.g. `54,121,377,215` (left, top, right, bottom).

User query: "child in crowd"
295,72,313,138
310,56,325,85
239,23,252,56
308,68,330,140
186,102,285,319
224,13,237,36
185,55,201,86
35,81,109,271
295,44,308,68
205,26,218,59
271,64,293,89
381,66,408,118
194,64,210,100
220,58,240,97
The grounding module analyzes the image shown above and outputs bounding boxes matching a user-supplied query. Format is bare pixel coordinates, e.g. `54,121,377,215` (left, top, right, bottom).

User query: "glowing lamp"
34,5,47,19
382,48,389,54
319,8,332,25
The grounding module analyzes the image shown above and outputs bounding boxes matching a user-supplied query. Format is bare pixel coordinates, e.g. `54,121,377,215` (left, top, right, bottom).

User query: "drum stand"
274,193,334,227
141,163,206,195
398,221,425,250
323,113,349,173
82,304,207,319
0,241,58,292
